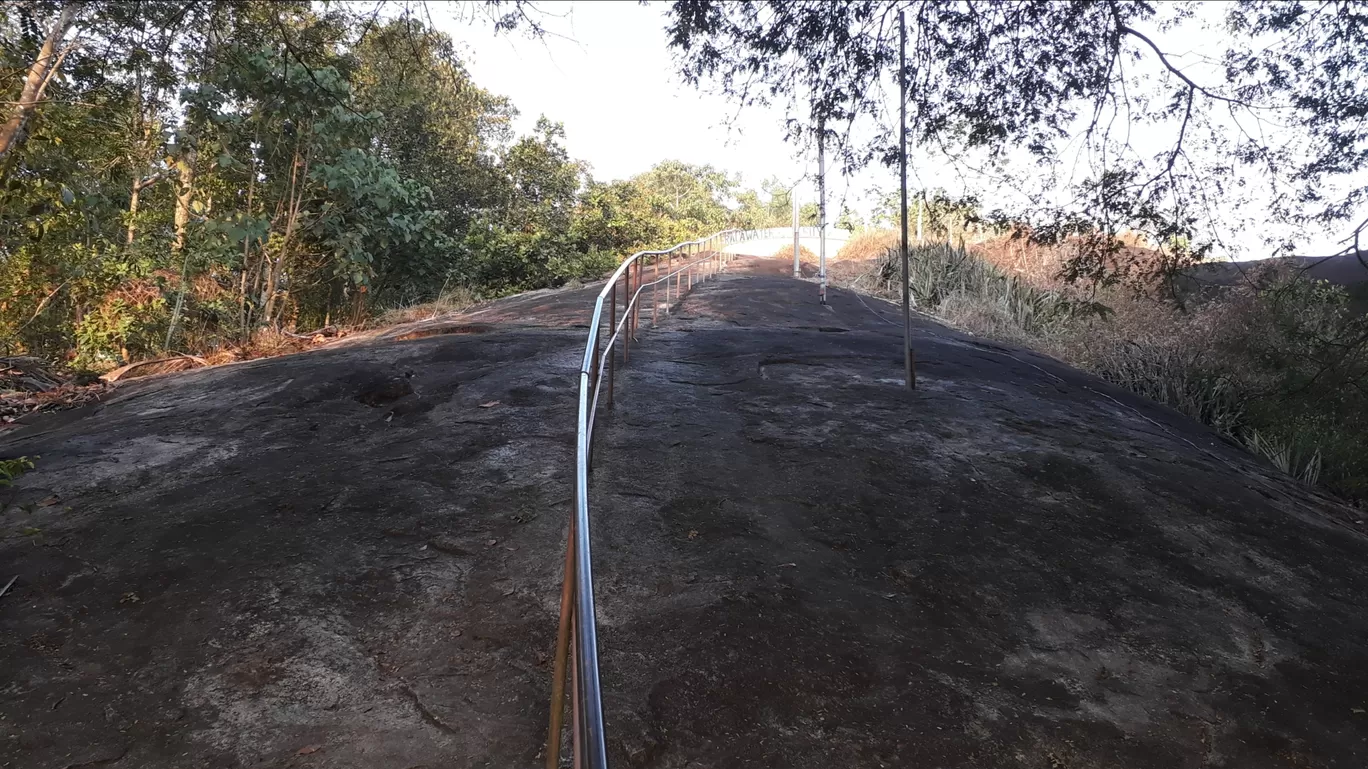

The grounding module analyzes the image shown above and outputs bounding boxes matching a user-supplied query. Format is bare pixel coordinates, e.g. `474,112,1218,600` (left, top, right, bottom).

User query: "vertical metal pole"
817,118,827,305
607,280,616,409
900,11,914,391
653,255,659,326
623,263,631,363
792,184,801,277
916,190,925,244
632,261,640,340
546,521,577,769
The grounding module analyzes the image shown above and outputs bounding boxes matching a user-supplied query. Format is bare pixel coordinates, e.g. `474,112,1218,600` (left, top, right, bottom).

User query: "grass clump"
836,230,901,263
772,244,819,264
832,234,1368,505
375,286,479,328
875,242,1108,336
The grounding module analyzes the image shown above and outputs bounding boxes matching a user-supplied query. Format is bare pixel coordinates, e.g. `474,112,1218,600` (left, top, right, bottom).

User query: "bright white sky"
434,1,1353,261
435,2,869,210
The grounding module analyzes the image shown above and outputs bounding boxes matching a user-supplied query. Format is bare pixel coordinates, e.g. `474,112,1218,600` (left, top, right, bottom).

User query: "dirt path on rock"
3,257,1366,768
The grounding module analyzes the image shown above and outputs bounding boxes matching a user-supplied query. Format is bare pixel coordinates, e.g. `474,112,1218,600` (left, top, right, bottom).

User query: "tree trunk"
172,152,196,254
263,142,311,325
125,173,161,246
0,2,84,165
164,150,197,348
237,154,257,337
126,181,141,246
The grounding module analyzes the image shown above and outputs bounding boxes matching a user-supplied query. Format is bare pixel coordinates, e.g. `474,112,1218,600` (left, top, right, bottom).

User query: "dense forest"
0,1,812,368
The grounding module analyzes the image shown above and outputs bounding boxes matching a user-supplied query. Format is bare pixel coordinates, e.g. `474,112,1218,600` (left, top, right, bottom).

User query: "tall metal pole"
792,183,801,278
916,190,925,244
899,11,914,390
817,117,827,305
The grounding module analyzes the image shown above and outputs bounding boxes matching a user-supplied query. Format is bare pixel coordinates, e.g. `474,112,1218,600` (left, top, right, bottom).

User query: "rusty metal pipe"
545,519,577,769
571,634,582,769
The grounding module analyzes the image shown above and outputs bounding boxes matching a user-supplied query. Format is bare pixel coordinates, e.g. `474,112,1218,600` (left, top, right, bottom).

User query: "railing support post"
652,256,659,327
607,280,616,410
633,260,642,340
623,262,632,363
546,519,577,769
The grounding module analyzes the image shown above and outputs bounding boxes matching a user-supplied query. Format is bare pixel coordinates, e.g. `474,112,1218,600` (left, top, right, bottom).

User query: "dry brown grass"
829,239,1368,499
836,230,900,264
772,244,819,263
374,287,478,328
970,235,1072,287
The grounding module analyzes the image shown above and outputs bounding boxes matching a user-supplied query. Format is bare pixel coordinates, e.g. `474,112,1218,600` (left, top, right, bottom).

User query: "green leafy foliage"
666,1,1368,290
848,231,1368,504
0,4,778,364
875,242,1105,335
0,456,35,487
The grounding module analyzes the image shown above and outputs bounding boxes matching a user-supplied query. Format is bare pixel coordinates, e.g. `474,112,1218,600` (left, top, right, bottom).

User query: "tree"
573,178,662,256
870,189,981,243
0,1,84,167
0,2,468,359
665,1,1368,281
1,1,851,368
349,17,513,235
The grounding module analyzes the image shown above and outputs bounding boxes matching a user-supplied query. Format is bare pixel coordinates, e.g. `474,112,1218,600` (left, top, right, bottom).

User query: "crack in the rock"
667,378,750,387
62,746,129,769
403,686,461,736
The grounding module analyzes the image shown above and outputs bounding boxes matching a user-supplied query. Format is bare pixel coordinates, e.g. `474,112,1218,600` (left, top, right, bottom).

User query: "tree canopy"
0,1,786,367
665,1,1368,279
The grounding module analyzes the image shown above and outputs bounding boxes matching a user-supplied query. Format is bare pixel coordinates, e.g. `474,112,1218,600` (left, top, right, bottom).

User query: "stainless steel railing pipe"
546,230,744,769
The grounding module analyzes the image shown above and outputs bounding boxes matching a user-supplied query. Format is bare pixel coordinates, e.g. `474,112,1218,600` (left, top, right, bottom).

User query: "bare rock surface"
2,257,1365,768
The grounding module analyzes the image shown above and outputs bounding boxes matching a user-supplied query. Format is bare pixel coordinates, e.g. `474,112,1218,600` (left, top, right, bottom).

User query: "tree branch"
1118,24,1256,109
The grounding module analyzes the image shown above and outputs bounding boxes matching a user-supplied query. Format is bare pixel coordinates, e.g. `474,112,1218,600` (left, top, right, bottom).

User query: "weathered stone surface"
2,257,1364,768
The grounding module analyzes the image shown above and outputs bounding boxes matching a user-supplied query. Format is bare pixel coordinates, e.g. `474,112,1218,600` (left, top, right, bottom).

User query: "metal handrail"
546,229,747,769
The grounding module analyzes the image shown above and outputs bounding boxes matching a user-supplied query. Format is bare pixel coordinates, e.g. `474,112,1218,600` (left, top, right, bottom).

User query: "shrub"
377,286,479,327
874,242,1104,334
772,244,819,263
836,230,900,263
830,238,1368,504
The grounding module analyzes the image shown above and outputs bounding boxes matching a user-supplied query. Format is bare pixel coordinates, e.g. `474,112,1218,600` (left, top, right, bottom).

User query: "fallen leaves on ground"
1,357,110,428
